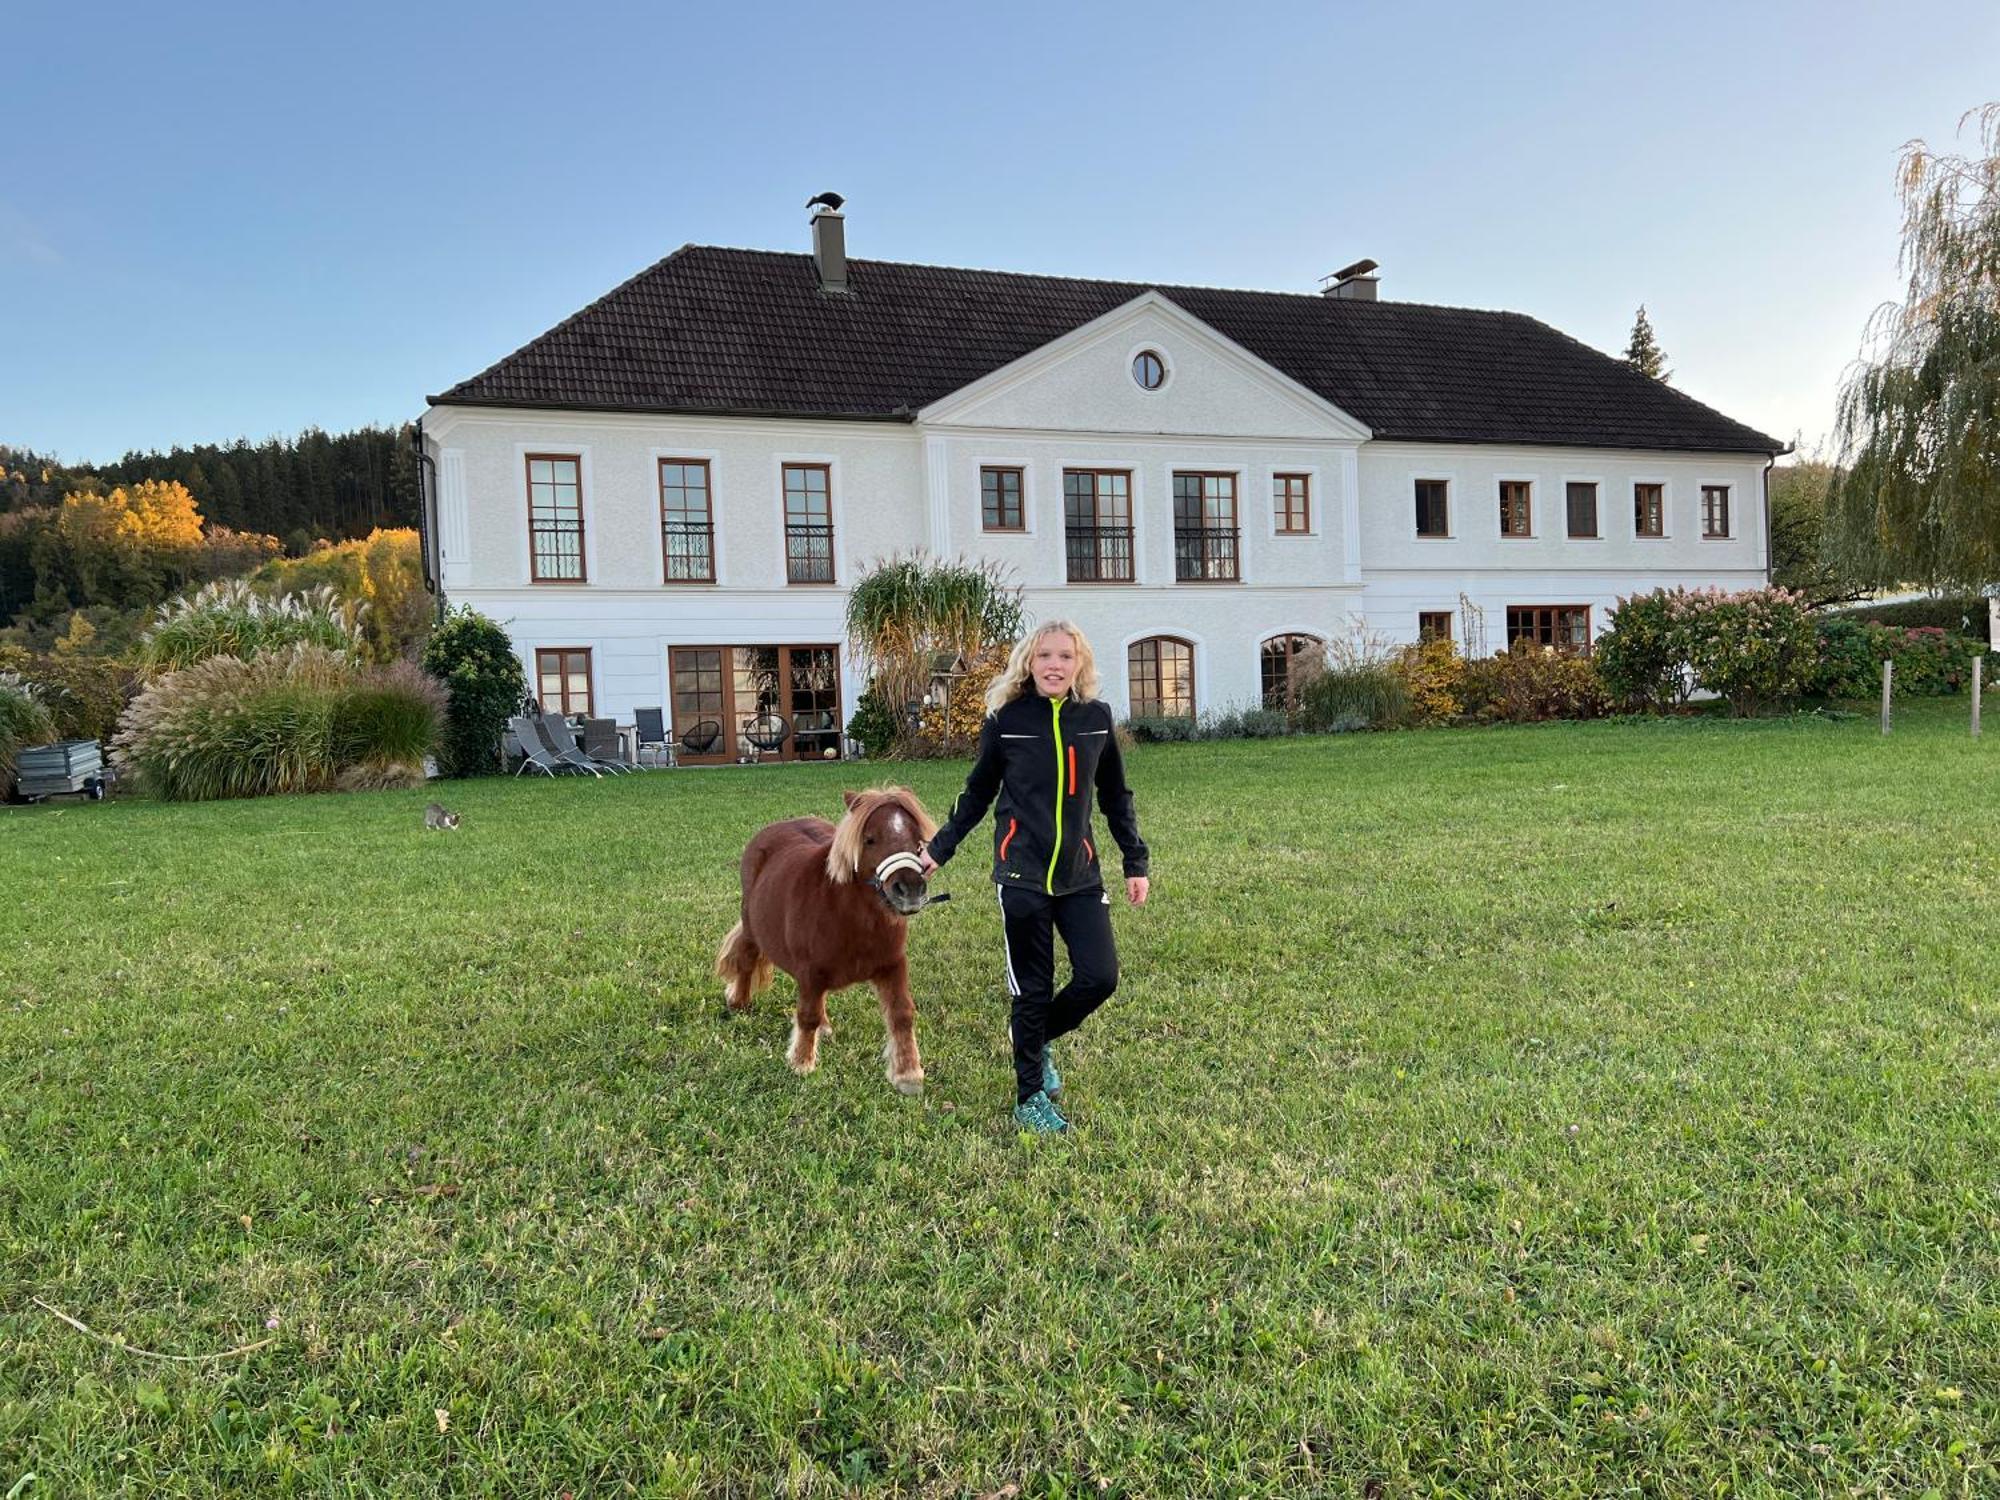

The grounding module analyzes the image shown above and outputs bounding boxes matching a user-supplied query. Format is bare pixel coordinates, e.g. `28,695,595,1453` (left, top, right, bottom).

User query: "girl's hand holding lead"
918,848,939,876
1126,876,1149,906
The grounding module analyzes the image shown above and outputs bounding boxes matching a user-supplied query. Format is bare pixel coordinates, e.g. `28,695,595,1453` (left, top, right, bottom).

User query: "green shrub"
1595,589,1700,711
420,607,526,778
0,672,58,790
333,660,446,786
1811,618,1994,698
138,579,360,674
1832,594,1992,635
0,648,132,742
1293,660,1409,732
1124,715,1198,743
847,684,898,758
1461,645,1612,724
1223,706,1291,739
1390,639,1468,726
1683,588,1816,716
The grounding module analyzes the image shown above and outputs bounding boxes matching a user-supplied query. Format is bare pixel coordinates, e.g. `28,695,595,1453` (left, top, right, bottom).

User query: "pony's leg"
715,921,770,1013
873,969,924,1096
789,982,829,1074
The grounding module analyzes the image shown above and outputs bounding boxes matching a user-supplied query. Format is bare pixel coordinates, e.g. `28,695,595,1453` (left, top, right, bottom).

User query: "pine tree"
1624,306,1671,382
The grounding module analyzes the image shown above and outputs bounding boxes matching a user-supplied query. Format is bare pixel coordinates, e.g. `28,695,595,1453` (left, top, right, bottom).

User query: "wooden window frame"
1504,605,1592,654
658,458,715,584
782,463,836,585
1565,481,1600,540
1258,632,1319,710
1414,478,1451,539
1498,480,1534,538
1128,635,1196,719
1062,469,1136,583
1417,611,1453,643
668,643,845,764
534,646,594,717
1273,472,1312,535
980,466,1026,532
1634,482,1666,539
526,453,586,583
1171,471,1241,583
1701,484,1732,539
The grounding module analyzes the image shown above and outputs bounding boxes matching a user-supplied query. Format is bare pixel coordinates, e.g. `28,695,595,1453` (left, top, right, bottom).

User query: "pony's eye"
864,835,876,845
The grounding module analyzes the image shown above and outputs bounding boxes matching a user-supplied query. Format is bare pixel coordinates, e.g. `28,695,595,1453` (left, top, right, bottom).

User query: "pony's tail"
715,921,774,1008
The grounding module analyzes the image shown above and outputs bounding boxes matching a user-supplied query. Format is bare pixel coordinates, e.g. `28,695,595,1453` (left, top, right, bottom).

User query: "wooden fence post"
1974,656,1983,739
1881,659,1893,735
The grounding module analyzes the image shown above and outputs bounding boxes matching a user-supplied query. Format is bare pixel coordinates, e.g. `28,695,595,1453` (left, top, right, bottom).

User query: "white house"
417,205,1782,762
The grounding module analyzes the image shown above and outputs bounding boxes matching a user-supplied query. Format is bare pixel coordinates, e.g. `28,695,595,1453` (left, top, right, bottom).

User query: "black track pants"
998,883,1120,1103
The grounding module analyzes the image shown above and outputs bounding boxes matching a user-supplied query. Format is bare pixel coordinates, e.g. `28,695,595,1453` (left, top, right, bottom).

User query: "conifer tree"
1624,306,1671,382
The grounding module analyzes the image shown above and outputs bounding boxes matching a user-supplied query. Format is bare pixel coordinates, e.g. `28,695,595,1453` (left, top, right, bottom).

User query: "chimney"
809,196,848,293
1322,258,1379,300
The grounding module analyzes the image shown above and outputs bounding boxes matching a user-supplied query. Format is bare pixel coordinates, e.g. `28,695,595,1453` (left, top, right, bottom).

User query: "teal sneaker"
1013,1089,1069,1134
1009,1025,1061,1096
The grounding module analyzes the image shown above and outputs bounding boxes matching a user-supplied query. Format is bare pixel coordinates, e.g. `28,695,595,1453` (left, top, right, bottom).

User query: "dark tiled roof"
431,246,1782,453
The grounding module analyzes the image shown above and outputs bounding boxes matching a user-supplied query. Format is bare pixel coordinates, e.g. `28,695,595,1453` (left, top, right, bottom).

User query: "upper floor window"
1274,473,1311,535
1129,636,1195,719
1415,479,1450,538
1260,633,1319,710
783,463,835,584
1506,605,1590,653
981,467,1024,531
1499,480,1533,537
1132,350,1166,391
535,647,593,716
659,459,714,582
1172,472,1240,582
1702,485,1732,538
1063,470,1134,582
1634,483,1665,538
1566,482,1599,539
526,454,585,582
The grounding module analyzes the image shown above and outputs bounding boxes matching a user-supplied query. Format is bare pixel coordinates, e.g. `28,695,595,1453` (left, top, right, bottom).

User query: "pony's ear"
842,790,861,811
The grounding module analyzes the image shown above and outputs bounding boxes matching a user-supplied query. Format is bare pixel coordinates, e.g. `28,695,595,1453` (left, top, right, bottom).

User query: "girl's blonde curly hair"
983,619,1100,716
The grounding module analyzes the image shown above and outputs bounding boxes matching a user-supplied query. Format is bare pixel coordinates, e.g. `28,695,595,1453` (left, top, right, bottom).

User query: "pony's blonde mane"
983,619,1100,716
825,787,939,883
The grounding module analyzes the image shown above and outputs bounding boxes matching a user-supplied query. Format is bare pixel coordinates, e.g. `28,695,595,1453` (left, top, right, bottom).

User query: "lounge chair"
508,717,571,777
537,712,625,775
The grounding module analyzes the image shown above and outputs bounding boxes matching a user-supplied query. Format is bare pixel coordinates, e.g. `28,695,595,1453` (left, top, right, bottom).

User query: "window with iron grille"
1259,633,1319,709
981,467,1024,531
1566,481,1599,539
1172,472,1239,581
1129,636,1195,718
1634,483,1665,537
1702,485,1731,538
1418,611,1453,643
659,459,714,582
1415,479,1450,537
783,464,834,583
526,455,585,581
535,647,593,716
1063,470,1134,582
1505,605,1590,652
1499,480,1533,537
1274,473,1311,534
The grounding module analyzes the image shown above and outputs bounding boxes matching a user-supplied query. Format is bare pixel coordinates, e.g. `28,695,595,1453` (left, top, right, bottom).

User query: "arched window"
1259,633,1321,710
1128,636,1195,719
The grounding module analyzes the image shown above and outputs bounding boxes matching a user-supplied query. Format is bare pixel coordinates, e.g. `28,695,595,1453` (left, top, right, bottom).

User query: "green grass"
3,703,1998,1497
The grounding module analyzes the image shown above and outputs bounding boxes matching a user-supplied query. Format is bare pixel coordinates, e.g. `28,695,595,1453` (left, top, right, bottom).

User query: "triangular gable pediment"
918,291,1371,440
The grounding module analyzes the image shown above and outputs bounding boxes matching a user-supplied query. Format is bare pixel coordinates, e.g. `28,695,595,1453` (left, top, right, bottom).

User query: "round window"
1132,350,1165,391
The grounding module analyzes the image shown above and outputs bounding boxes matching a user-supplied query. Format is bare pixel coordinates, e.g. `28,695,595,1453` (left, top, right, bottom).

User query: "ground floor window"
1505,605,1590,652
1418,611,1453,643
535,648,593,716
1259,633,1319,710
1129,636,1195,719
669,644,843,761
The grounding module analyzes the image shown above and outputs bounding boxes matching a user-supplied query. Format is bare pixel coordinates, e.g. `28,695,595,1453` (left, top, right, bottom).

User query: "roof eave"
423,394,919,424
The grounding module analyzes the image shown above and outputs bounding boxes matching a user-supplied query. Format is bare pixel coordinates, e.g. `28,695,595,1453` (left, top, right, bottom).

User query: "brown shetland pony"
715,788,938,1092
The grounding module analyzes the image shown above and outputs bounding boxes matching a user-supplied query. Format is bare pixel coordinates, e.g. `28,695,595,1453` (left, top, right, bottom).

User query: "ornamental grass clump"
137,580,362,675
112,645,443,801
1291,636,1410,732
0,672,58,788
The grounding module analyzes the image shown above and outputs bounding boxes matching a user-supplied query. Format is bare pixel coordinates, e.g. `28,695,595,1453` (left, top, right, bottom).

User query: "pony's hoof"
892,1074,924,1096
818,1022,834,1040
788,1023,819,1074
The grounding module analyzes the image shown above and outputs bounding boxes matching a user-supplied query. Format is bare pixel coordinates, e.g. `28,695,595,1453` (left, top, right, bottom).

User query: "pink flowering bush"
1681,586,1817,716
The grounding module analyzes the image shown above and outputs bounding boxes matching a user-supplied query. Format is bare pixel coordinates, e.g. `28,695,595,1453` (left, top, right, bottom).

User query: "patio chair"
633,707,674,767
536,712,623,776
581,717,626,767
508,716,570,777
742,712,791,758
680,719,723,757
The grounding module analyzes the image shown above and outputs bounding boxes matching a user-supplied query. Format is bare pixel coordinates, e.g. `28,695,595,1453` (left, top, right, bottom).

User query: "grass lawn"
3,701,1998,1497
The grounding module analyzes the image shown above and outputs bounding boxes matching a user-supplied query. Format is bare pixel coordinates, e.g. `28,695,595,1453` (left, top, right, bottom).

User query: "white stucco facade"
423,292,1771,737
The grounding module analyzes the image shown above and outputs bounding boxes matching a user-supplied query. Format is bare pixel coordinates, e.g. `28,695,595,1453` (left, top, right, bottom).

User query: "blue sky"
4,0,1993,464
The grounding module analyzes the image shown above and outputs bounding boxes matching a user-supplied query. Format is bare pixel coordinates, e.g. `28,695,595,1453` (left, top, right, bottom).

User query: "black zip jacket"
927,689,1149,896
